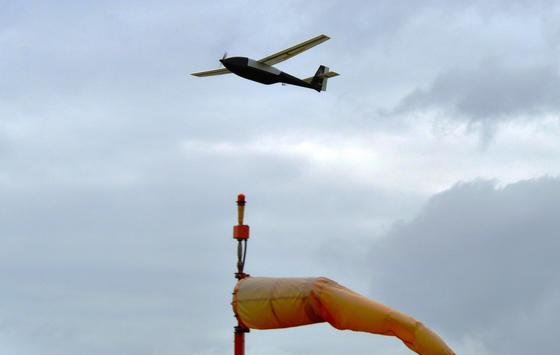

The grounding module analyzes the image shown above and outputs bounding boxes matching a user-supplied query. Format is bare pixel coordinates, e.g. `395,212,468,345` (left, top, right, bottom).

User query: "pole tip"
237,193,246,205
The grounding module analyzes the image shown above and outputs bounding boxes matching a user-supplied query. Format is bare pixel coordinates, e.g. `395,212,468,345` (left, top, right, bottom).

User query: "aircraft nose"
219,57,246,69
220,57,235,68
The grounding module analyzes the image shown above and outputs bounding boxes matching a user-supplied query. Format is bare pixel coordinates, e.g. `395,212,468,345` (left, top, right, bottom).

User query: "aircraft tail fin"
303,65,339,92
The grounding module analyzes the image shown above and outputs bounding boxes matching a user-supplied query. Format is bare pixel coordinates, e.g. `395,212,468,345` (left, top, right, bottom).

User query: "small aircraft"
191,34,339,92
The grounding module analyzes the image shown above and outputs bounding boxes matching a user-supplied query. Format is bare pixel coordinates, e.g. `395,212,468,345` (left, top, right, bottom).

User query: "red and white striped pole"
233,193,250,355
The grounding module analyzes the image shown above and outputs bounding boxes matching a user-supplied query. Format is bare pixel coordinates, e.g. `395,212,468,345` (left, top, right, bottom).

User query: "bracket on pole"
233,193,250,355
234,193,250,280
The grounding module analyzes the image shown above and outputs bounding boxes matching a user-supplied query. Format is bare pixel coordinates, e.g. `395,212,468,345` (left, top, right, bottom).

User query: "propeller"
222,51,228,60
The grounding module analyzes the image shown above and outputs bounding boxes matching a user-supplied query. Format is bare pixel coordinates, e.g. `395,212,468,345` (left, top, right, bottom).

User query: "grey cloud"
2,1,560,354
368,178,560,354
0,134,423,354
396,62,560,122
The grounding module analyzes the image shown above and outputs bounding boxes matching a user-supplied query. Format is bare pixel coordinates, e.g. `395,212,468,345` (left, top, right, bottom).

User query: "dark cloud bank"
369,177,560,355
397,62,560,122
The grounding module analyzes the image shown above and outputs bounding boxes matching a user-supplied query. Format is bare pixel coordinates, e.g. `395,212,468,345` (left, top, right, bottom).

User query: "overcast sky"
1,1,560,354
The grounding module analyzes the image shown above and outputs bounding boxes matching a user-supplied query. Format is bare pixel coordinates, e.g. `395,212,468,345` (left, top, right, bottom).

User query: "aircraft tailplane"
303,65,339,92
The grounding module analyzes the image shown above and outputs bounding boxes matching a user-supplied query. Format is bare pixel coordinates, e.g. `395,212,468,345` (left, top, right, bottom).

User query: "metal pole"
233,193,250,355
234,325,246,355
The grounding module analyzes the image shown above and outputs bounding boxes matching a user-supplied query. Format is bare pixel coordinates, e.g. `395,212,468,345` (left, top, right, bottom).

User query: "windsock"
232,277,455,355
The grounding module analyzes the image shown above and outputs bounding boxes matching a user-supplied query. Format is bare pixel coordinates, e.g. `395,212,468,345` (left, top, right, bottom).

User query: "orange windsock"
232,277,455,355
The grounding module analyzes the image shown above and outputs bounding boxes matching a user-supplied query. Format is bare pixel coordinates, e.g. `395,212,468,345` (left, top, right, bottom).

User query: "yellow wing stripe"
191,67,231,77
258,34,330,66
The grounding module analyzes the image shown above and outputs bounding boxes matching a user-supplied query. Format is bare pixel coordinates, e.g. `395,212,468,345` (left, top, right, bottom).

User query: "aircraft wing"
257,34,330,66
191,67,231,77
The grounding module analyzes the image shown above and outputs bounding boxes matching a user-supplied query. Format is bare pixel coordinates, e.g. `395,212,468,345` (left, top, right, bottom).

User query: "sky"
1,1,560,354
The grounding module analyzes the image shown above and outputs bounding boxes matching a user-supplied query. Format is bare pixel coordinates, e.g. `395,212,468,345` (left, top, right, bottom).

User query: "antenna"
233,193,250,355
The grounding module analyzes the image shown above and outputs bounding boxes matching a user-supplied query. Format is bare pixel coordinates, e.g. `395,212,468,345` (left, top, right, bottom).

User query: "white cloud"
1,1,560,354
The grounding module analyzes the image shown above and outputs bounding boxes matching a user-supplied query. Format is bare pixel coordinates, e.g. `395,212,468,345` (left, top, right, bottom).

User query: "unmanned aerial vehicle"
191,34,339,92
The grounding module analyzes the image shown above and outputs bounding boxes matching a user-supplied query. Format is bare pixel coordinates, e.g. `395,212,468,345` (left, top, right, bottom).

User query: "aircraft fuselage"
220,57,315,90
